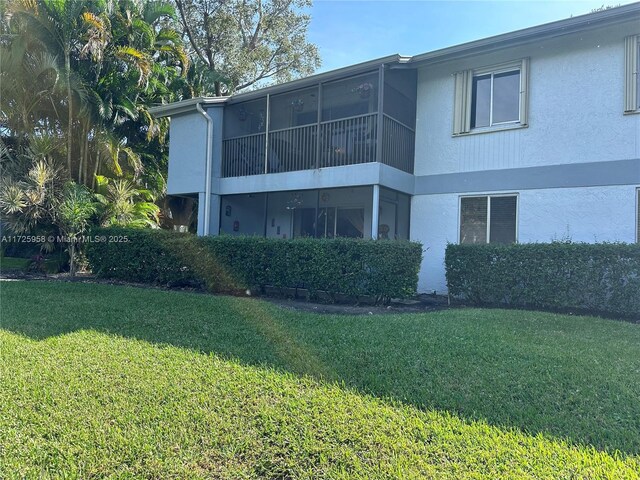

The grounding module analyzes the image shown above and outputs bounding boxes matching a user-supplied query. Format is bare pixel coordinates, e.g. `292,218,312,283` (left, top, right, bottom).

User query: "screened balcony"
221,69,416,177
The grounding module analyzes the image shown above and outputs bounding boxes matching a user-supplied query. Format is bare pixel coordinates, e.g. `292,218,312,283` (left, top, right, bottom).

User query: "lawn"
0,256,63,273
1,281,639,478
0,257,31,271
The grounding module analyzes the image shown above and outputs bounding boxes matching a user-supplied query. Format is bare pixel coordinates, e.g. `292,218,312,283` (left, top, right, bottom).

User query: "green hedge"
445,242,640,318
86,228,423,302
85,229,200,287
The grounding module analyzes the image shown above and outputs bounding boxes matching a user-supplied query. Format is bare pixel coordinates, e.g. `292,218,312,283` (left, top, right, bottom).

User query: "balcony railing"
222,132,266,177
320,113,377,168
269,124,317,173
222,112,414,177
382,115,415,174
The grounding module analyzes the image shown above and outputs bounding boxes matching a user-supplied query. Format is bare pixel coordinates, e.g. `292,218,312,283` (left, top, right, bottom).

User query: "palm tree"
6,0,108,173
0,136,66,237
3,0,188,186
2,0,191,243
95,176,160,228
57,181,96,275
0,42,64,138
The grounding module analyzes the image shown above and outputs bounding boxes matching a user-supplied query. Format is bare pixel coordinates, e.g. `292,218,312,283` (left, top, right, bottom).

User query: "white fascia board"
149,97,229,118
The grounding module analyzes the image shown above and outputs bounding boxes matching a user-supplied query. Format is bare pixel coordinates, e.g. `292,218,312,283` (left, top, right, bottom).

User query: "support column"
263,193,269,237
209,194,221,236
197,192,221,236
314,190,320,238
371,184,380,240
376,64,384,165
197,193,206,236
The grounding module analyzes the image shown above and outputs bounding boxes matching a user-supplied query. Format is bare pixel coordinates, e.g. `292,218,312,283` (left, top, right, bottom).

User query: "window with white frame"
453,59,529,135
459,195,518,244
624,35,640,113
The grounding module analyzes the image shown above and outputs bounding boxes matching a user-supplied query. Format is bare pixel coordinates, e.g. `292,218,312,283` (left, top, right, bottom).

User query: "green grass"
0,256,31,271
0,256,63,273
1,281,639,478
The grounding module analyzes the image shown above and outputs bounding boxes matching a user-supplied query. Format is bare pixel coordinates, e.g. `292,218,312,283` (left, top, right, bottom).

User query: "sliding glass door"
294,207,364,238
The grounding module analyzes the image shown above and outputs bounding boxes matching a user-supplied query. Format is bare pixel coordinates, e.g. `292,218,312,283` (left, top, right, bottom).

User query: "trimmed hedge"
85,229,199,287
445,242,640,318
86,228,423,302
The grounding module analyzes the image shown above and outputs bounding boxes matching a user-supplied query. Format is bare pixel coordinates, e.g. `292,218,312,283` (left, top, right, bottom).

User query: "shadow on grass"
2,280,640,456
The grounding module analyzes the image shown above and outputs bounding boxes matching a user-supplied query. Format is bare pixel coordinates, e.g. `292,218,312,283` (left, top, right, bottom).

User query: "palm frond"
0,183,28,214
115,45,152,87
80,12,111,62
143,1,176,25
114,95,138,121
120,146,142,178
27,51,61,86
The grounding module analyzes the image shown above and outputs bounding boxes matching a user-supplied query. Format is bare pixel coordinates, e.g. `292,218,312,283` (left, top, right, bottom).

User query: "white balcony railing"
222,112,413,177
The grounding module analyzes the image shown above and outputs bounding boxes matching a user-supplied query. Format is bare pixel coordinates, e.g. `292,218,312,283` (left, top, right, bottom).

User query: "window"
471,70,520,128
459,195,517,244
624,35,639,113
453,59,529,135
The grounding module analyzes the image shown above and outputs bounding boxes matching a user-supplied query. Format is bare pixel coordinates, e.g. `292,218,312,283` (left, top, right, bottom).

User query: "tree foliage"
0,0,321,273
0,137,66,239
94,175,160,228
174,0,320,95
1,0,190,187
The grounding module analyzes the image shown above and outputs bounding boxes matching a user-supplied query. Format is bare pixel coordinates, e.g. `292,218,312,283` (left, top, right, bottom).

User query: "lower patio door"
295,207,364,238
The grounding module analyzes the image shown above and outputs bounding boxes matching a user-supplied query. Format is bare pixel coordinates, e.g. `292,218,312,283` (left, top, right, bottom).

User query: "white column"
197,192,221,236
371,184,380,240
209,194,221,236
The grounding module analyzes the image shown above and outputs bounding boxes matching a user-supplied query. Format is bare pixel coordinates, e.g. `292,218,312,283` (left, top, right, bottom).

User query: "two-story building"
150,3,640,294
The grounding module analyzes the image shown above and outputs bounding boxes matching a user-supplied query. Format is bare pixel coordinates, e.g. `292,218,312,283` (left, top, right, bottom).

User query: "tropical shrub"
94,176,160,228
57,183,97,275
0,141,66,239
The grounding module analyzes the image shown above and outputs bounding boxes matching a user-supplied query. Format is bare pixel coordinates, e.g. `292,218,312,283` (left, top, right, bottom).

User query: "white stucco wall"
412,185,640,293
519,186,638,244
412,20,640,294
414,20,640,177
167,113,208,195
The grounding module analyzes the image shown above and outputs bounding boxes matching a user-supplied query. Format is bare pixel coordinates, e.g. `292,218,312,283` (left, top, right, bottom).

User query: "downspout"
196,102,213,235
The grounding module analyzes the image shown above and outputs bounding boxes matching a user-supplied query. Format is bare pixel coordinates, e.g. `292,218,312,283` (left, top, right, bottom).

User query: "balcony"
221,69,416,178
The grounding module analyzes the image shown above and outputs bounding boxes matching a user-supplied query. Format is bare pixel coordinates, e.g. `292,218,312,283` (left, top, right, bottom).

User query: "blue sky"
307,0,637,72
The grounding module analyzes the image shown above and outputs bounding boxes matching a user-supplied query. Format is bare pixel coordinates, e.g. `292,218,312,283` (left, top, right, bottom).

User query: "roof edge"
229,54,402,103
149,96,229,118
410,2,640,66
